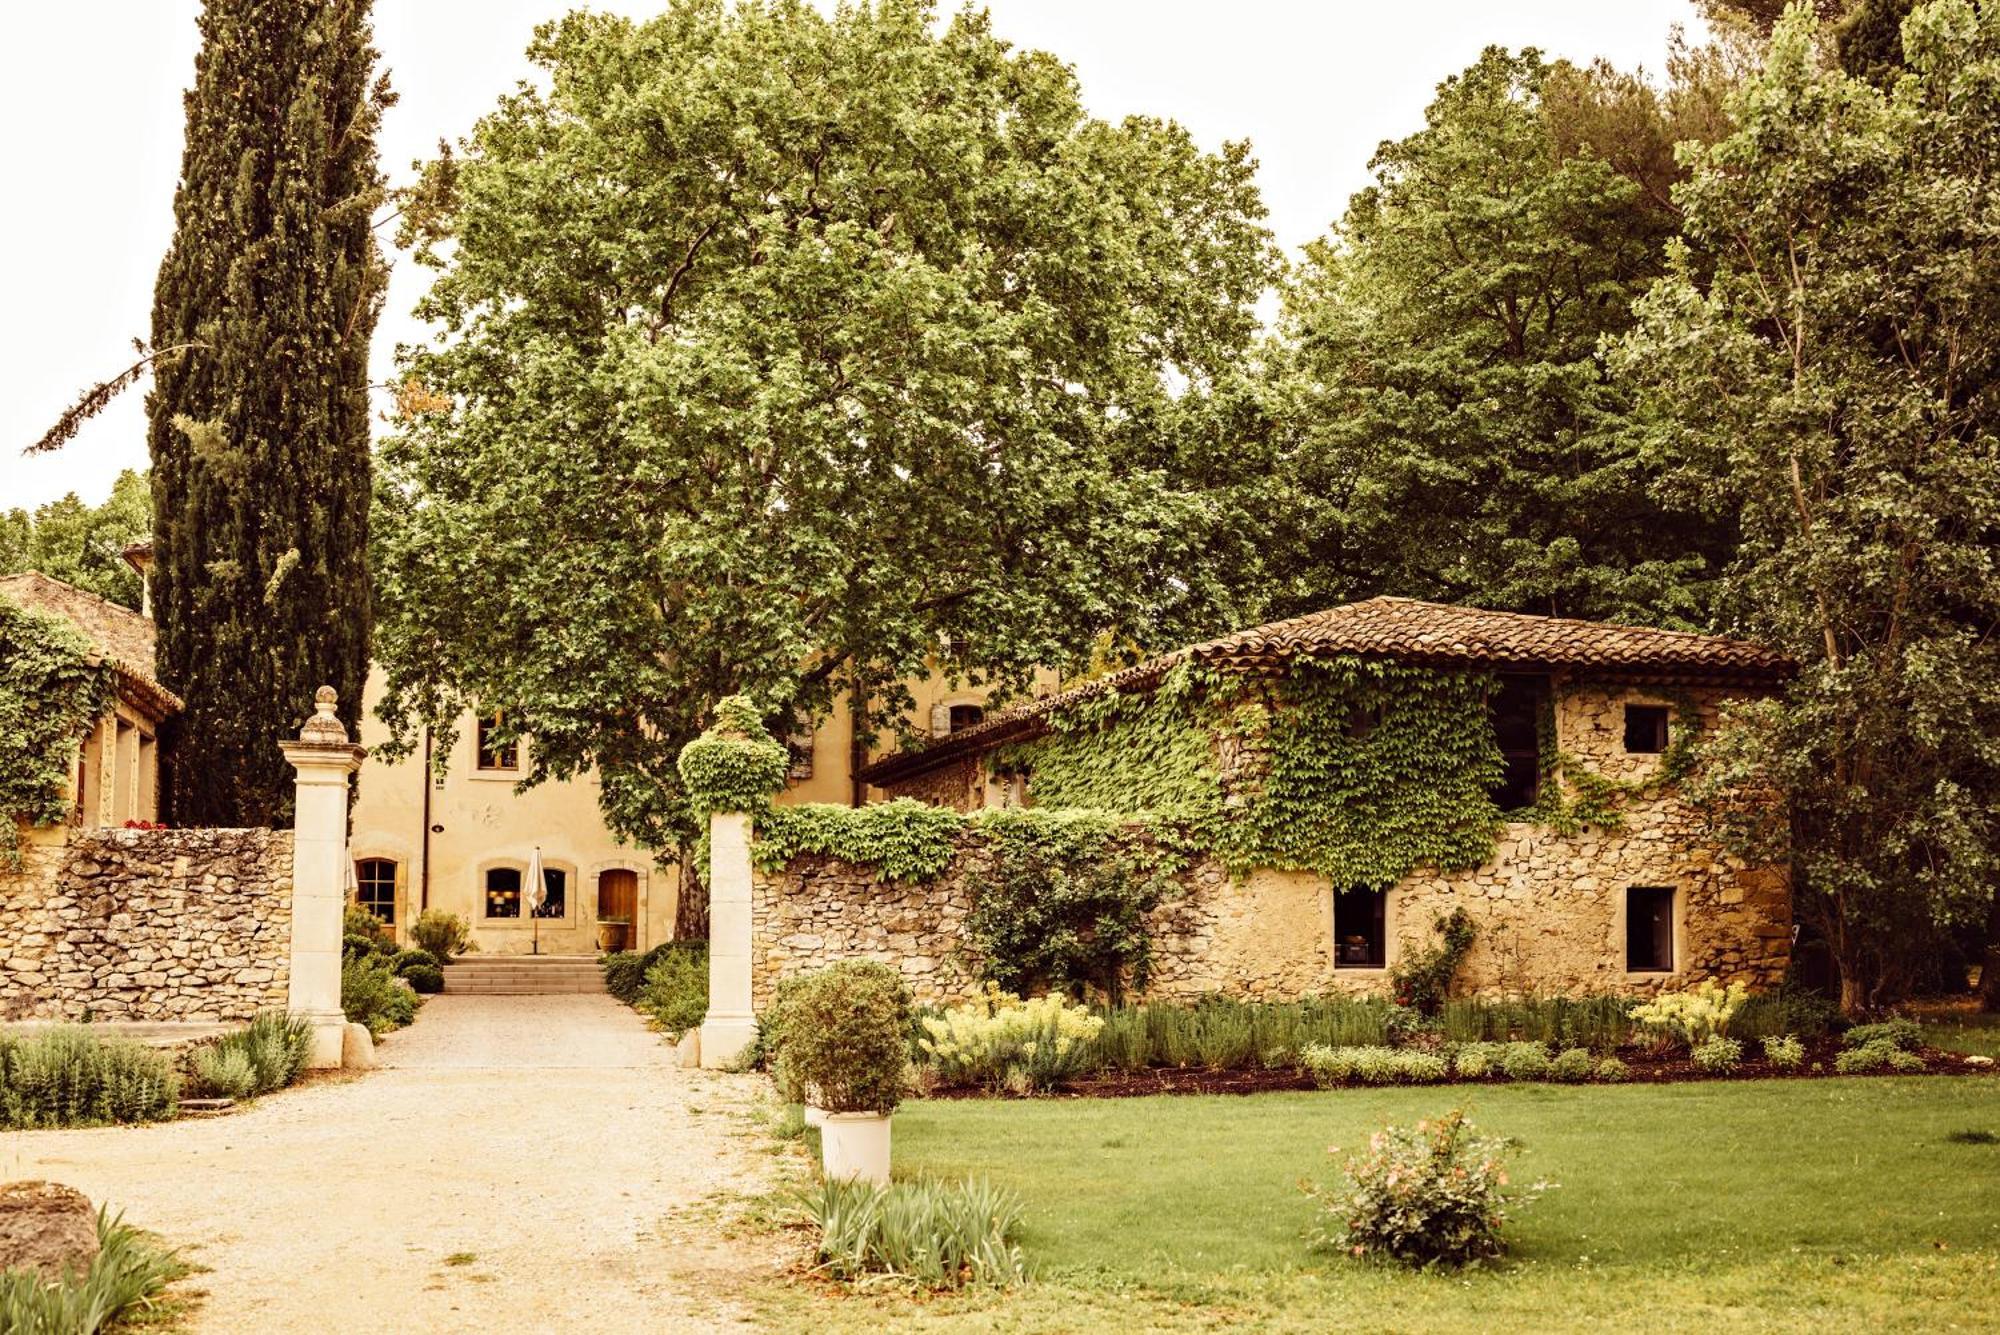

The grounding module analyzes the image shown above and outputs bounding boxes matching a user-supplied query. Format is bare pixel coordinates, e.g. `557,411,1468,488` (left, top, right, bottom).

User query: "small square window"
1624,705,1670,754
948,704,986,733
1627,886,1674,972
1334,888,1387,969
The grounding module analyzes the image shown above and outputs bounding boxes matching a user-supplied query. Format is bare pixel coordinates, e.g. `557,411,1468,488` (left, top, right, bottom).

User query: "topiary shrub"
678,694,790,817
1308,1110,1548,1268
390,948,441,976
410,909,473,963
401,964,444,995
766,961,911,1114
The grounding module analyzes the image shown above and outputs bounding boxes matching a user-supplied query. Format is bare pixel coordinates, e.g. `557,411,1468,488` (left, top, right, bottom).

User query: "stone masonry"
752,680,1791,1006
0,827,293,1022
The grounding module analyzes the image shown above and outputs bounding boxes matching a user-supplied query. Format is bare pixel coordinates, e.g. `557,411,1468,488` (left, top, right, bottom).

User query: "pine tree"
147,0,389,825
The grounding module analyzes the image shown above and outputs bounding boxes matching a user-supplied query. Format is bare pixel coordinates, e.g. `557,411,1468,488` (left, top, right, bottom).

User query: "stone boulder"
0,1181,99,1281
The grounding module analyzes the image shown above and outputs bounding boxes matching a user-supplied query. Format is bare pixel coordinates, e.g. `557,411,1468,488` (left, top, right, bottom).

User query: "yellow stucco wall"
347,666,1045,953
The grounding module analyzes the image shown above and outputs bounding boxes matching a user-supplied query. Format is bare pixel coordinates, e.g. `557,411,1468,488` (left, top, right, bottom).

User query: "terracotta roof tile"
859,597,1791,784
0,571,181,717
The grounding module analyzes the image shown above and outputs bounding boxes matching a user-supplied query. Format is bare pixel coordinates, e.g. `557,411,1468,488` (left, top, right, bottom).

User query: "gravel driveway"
2,995,788,1332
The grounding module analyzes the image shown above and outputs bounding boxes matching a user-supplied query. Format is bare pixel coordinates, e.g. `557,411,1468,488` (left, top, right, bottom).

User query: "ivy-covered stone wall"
0,827,293,1021
758,679,1790,1003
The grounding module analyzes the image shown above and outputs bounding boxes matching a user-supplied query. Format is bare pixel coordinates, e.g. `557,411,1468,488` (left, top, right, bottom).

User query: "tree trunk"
1979,888,2000,1012
673,852,709,942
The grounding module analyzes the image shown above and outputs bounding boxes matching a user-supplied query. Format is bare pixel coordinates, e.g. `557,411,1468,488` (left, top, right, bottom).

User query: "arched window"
356,858,397,925
485,866,523,919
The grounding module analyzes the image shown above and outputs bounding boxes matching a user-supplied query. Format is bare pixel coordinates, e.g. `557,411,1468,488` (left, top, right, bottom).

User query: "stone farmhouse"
748,597,1798,1002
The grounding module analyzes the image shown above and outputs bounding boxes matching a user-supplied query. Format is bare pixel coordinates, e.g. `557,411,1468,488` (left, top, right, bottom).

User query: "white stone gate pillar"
699,809,757,1068
280,686,366,1068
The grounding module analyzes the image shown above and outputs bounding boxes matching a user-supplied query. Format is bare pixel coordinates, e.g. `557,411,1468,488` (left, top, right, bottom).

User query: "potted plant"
766,960,911,1185
596,917,632,953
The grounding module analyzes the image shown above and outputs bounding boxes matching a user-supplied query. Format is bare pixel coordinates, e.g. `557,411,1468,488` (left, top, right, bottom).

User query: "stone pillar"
699,809,757,1068
279,686,366,1068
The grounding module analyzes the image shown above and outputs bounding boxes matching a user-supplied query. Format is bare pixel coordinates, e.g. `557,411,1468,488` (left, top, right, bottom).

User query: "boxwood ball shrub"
1308,1110,1547,1268
768,961,912,1114
401,964,444,995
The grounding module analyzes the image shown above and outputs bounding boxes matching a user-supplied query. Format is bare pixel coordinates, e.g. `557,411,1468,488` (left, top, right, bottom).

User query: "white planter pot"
802,1104,826,1129
819,1111,892,1186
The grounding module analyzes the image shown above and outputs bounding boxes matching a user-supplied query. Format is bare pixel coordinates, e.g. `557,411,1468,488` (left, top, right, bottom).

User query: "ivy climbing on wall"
0,598,111,866
991,661,1223,824
1224,658,1505,885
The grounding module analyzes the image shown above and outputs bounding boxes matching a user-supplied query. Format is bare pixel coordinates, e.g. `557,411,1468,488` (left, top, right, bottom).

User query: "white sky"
1,0,1702,510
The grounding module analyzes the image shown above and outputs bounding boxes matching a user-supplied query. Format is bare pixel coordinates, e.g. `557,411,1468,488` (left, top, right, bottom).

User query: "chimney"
121,541,155,620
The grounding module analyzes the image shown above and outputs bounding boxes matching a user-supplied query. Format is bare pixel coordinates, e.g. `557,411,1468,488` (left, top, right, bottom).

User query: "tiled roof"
859,596,1791,784
0,571,181,718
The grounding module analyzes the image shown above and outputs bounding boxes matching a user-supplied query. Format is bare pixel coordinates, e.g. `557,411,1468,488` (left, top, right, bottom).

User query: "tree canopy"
372,0,1277,850
0,470,151,609
1253,46,1738,626
1618,0,2000,1009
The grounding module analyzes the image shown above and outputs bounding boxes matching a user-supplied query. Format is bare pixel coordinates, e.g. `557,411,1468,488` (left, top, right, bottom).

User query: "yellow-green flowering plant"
1629,979,1749,1050
917,984,1106,1093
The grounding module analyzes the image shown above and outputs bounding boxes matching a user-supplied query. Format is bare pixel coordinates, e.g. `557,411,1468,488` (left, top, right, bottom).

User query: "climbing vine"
676,694,789,818
0,599,112,867
1525,691,1704,835
992,661,1225,826
1226,658,1505,886
754,798,968,882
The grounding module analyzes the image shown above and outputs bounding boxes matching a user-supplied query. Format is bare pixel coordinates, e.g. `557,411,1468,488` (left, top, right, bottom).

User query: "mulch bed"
921,1038,1997,1100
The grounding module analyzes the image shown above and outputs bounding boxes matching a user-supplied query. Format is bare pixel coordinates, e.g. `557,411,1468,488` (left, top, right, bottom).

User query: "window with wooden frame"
1488,676,1547,812
948,703,986,733
1627,886,1675,972
1624,704,1670,754
355,858,397,925
476,713,518,771
1333,888,1387,969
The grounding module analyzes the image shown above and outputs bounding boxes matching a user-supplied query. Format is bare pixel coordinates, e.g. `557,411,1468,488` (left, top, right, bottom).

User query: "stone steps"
441,956,606,995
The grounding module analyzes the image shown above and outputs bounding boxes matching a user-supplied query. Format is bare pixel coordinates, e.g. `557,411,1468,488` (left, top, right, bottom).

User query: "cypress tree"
147,0,388,825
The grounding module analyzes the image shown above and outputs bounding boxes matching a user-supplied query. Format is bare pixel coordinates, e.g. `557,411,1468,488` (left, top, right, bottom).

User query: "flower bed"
907,991,1998,1098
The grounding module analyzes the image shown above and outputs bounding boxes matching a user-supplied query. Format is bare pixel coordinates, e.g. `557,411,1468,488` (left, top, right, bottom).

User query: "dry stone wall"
0,827,293,1021
753,680,1790,1006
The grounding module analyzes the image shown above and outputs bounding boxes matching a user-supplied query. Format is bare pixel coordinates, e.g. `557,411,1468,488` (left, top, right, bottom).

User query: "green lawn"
1925,1011,2000,1059
758,1077,2000,1333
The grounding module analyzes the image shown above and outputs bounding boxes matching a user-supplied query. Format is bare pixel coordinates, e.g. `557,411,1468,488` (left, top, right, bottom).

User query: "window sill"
466,771,523,783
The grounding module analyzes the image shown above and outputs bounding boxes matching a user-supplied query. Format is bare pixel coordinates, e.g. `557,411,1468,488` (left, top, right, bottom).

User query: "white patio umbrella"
525,845,547,955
